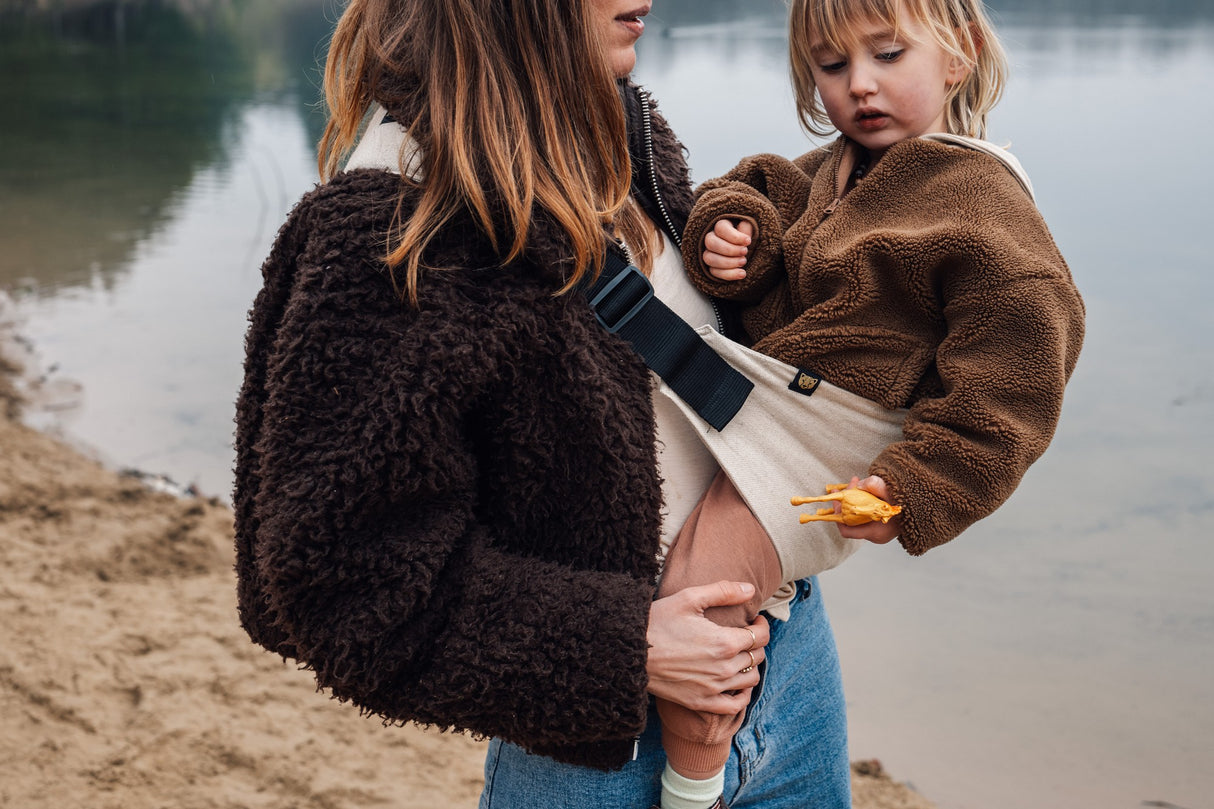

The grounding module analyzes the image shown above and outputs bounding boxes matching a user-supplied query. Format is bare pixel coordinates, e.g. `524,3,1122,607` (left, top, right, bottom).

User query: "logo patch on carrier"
789,369,822,397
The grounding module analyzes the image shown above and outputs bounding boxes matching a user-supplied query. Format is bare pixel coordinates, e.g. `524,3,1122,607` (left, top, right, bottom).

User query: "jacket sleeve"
869,186,1086,556
236,220,654,758
680,153,816,305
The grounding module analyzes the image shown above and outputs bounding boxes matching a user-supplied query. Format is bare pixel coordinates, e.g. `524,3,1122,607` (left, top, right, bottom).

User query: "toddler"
653,1,1086,808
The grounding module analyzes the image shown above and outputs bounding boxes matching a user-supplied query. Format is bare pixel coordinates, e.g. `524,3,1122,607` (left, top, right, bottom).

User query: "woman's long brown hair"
318,0,645,302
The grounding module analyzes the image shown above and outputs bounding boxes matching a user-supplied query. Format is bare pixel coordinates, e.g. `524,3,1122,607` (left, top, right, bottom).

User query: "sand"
0,333,936,809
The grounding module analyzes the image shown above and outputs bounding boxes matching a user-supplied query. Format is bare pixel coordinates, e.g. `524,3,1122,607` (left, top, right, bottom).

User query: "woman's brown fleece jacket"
681,136,1085,555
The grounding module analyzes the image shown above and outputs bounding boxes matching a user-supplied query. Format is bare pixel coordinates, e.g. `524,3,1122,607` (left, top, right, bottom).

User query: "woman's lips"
616,6,650,37
618,17,644,36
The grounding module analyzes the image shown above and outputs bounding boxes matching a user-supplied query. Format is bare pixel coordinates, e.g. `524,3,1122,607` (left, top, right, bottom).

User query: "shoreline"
0,326,936,808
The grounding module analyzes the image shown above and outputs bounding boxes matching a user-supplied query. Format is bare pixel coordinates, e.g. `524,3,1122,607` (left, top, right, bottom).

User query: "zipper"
638,89,682,250
615,237,634,265
638,89,726,336
822,139,850,219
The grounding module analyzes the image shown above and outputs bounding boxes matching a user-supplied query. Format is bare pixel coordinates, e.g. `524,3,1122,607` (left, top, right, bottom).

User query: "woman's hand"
646,581,770,715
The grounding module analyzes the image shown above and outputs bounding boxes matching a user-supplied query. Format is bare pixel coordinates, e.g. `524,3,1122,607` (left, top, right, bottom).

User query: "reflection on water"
652,0,1214,26
0,1,330,292
994,0,1214,26
1,3,1211,809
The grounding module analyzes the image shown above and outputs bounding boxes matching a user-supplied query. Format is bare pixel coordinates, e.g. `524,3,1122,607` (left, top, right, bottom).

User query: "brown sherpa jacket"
681,135,1085,555
233,84,694,770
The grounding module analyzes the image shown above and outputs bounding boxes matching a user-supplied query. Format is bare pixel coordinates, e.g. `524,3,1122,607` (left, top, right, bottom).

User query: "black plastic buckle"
588,264,654,334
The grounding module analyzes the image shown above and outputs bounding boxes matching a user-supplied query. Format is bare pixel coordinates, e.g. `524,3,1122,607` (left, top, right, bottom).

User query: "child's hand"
702,218,754,281
837,476,902,545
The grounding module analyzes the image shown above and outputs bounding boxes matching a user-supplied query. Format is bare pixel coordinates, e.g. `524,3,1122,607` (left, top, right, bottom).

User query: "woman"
233,1,849,807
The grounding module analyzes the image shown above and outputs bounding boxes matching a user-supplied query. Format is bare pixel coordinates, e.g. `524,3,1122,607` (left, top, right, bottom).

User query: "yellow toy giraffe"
791,484,902,527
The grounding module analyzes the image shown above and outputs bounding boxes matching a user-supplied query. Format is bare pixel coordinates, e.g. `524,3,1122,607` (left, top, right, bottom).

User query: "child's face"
808,14,968,158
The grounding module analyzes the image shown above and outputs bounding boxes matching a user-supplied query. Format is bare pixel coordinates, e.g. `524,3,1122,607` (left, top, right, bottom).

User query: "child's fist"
703,218,754,281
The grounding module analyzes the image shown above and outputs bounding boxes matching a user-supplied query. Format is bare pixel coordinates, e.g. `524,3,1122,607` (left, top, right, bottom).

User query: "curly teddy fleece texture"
682,136,1085,556
233,85,694,770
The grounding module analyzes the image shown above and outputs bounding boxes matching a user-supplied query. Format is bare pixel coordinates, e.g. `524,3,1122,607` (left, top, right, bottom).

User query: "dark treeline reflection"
0,0,331,291
1,0,1207,294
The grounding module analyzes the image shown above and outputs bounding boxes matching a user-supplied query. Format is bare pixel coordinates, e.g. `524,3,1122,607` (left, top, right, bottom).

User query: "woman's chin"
611,48,638,78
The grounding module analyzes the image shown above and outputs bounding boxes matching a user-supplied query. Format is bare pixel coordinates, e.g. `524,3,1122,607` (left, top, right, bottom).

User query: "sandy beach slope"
0,347,936,809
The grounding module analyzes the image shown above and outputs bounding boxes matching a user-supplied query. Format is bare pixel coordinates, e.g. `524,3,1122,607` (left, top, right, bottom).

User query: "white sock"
660,764,724,809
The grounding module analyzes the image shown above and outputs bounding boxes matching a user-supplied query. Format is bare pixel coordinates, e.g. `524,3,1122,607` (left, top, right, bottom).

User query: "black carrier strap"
579,250,753,431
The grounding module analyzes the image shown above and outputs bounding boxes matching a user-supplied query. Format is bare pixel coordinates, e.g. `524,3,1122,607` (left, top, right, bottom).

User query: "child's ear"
945,54,972,86
946,22,982,86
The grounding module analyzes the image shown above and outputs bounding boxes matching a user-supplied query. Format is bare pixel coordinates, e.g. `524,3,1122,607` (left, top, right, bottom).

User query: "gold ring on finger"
744,627,756,651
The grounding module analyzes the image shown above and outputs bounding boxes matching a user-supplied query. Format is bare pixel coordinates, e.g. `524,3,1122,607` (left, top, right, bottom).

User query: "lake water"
2,2,1211,808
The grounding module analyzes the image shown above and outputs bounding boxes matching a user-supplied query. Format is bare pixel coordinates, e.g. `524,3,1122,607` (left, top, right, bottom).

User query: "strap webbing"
580,251,753,431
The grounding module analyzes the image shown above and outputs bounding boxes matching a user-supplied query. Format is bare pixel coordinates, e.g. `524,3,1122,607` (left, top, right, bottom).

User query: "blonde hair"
318,0,648,303
789,0,1008,139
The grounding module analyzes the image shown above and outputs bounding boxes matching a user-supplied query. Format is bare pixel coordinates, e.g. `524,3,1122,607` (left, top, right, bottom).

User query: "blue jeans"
479,579,850,809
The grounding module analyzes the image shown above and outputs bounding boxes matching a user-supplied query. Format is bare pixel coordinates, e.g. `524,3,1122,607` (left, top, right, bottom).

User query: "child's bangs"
805,0,905,55
805,0,970,58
